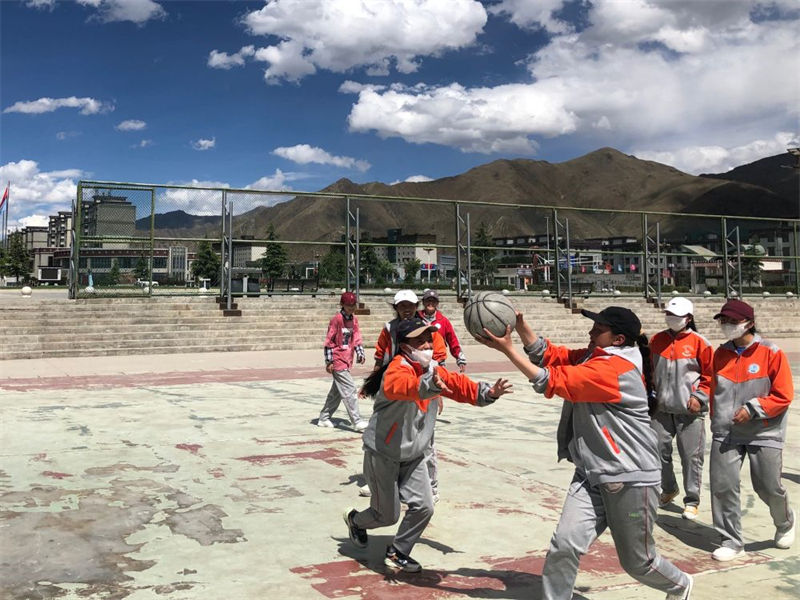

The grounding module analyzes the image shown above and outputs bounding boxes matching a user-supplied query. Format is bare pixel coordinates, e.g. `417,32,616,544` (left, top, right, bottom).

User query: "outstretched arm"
477,325,543,381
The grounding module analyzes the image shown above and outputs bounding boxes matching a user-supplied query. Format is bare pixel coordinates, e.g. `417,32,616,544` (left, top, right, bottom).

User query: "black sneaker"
343,508,367,548
385,544,422,573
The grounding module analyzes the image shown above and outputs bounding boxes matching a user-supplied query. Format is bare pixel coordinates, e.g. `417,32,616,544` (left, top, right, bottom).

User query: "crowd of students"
321,290,794,600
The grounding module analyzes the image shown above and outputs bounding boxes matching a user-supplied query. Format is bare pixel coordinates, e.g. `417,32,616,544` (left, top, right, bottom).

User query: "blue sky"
1,0,798,229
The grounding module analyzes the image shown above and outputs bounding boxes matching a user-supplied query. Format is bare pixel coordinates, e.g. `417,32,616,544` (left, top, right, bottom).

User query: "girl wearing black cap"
343,317,512,573
709,299,795,561
478,307,693,600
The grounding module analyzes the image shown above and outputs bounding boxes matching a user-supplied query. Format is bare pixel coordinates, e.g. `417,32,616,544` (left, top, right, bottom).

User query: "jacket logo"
747,363,760,374
681,346,693,357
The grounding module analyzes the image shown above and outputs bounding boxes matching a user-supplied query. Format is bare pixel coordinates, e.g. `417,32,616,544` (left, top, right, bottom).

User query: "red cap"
713,299,754,321
340,292,357,305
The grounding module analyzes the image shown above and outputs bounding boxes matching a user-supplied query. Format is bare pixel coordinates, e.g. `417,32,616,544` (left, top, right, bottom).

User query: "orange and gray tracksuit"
352,356,496,555
650,329,713,507
374,318,448,493
524,336,690,600
709,335,795,551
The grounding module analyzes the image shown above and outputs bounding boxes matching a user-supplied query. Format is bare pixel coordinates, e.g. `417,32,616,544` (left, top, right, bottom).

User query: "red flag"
0,184,7,211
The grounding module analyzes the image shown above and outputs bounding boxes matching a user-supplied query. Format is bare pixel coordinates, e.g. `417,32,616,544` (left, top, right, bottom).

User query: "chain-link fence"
70,180,800,305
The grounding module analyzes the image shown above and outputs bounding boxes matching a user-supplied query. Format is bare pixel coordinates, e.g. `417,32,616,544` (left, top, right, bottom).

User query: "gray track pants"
651,411,705,506
353,447,434,556
319,369,362,423
710,440,793,550
542,473,690,600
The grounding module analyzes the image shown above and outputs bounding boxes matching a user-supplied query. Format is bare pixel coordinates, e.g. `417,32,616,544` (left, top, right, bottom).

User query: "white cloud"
390,175,434,184
56,131,81,141
3,96,114,115
338,80,386,94
77,0,166,25
116,119,147,131
273,144,371,172
240,0,487,83
19,214,50,228
344,1,799,164
0,160,83,229
207,45,255,69
132,139,153,148
634,132,800,175
25,0,56,10
192,137,216,151
162,179,230,215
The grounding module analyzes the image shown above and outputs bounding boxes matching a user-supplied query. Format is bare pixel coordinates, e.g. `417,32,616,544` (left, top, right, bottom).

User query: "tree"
191,240,221,284
134,254,149,280
740,244,766,287
471,222,497,285
359,246,380,284
106,259,121,285
319,246,346,283
5,233,30,282
259,224,287,281
403,258,421,284
375,258,396,284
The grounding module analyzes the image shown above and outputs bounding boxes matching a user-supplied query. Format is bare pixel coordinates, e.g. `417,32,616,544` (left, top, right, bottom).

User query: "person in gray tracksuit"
709,299,795,562
480,307,693,600
343,317,511,573
649,297,714,520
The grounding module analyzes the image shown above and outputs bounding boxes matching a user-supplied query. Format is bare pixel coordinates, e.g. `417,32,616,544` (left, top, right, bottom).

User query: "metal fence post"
227,198,233,310
69,183,81,299
148,187,155,296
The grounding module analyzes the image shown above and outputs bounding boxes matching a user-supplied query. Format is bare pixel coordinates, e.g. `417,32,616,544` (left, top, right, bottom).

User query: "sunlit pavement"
1,343,798,599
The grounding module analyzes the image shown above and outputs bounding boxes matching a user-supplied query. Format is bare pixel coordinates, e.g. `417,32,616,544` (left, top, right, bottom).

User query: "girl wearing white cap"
649,297,713,520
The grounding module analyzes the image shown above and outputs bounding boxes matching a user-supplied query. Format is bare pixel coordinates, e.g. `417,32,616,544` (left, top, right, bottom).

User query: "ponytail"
635,333,657,415
686,316,698,332
361,362,390,398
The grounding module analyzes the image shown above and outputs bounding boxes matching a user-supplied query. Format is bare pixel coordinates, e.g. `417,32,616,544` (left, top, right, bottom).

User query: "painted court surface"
1,345,799,599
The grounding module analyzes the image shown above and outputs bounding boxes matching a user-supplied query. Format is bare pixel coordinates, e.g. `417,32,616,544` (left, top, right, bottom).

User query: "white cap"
665,297,693,316
393,290,418,305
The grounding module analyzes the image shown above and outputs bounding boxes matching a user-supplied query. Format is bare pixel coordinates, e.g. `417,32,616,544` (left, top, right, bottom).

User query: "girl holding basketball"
478,307,693,600
344,317,512,572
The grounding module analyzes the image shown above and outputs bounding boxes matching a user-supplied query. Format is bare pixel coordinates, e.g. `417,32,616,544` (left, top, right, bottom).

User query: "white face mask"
720,322,750,341
665,315,688,332
401,344,433,369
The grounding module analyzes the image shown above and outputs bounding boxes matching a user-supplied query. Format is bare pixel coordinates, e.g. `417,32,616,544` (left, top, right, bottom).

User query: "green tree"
106,259,121,285
741,244,765,287
5,232,30,282
191,240,221,284
319,246,346,283
375,258,396,284
403,258,421,284
471,222,497,285
359,246,380,284
259,224,287,280
134,255,149,280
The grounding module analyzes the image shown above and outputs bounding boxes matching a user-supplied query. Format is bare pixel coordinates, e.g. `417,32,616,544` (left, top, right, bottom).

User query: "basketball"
463,291,517,338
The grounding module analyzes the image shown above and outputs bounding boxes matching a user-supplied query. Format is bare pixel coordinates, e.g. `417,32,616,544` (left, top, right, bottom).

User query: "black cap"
396,317,436,342
580,306,641,343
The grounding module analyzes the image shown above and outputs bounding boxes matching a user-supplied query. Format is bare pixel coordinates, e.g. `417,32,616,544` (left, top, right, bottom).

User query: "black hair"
361,362,390,398
686,316,698,332
634,333,657,415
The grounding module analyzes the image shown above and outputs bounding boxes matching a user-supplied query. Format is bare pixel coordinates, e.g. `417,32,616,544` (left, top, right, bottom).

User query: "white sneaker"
682,505,699,521
317,418,334,428
358,484,371,497
712,546,745,561
775,518,795,549
354,420,368,432
665,573,693,600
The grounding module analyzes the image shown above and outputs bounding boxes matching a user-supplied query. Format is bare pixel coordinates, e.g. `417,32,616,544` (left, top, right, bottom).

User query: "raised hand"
489,377,513,399
475,325,514,354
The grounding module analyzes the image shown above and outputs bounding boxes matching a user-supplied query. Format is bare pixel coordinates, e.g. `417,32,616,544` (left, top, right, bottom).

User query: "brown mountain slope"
156,148,796,253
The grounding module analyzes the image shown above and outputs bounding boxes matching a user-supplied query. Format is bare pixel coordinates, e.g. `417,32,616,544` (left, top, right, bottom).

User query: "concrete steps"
2,291,798,360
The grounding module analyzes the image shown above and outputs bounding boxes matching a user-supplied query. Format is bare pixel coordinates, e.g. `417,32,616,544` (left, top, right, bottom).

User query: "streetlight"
423,247,433,283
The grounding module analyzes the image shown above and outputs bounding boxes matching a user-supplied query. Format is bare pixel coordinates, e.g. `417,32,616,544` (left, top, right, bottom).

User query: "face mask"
720,322,749,341
665,315,688,332
401,344,433,369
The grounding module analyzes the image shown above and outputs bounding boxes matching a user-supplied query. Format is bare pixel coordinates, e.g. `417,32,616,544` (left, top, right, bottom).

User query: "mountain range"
138,148,799,255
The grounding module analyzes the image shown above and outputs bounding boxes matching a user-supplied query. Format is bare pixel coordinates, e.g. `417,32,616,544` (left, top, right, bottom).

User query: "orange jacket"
710,335,794,447
374,320,447,366
362,355,492,461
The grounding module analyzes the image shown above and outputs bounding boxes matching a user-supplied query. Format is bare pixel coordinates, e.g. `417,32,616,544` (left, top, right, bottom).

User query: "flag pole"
1,181,8,250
